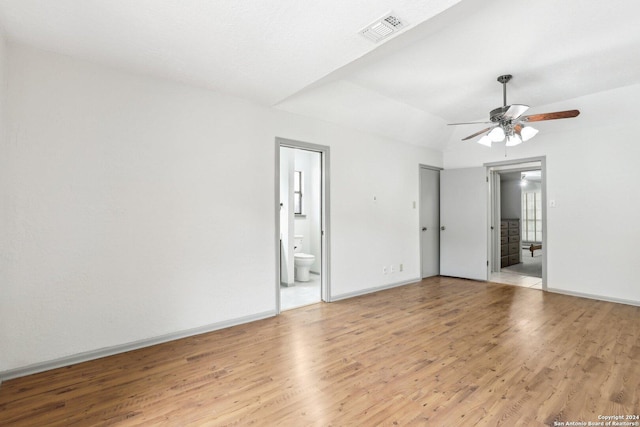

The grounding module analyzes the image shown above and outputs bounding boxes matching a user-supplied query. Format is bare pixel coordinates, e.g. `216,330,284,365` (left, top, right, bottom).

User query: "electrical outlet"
399,263,404,272
390,265,395,273
383,266,388,274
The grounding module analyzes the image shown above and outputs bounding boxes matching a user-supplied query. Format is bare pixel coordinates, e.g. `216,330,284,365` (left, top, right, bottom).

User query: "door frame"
485,156,547,290
275,137,331,313
418,164,443,279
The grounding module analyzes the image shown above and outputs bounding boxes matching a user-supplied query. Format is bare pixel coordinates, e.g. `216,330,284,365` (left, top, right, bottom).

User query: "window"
294,170,302,215
521,190,542,242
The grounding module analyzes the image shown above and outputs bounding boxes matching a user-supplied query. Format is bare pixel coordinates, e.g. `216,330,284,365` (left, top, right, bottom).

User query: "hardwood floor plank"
1,277,639,425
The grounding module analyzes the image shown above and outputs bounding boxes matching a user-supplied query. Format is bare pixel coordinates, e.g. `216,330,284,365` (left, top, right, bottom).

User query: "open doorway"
500,170,543,280
487,158,546,290
276,138,330,311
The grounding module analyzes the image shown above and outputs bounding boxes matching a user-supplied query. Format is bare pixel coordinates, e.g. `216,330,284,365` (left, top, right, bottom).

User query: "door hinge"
486,176,489,182
487,260,489,266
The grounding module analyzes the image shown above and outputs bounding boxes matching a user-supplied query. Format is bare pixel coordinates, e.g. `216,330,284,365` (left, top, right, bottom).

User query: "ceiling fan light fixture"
520,125,539,141
451,75,580,149
505,133,522,147
488,126,505,142
477,135,492,147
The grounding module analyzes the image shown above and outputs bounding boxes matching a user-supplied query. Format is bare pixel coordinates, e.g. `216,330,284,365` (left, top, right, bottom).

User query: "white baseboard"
330,277,420,302
547,288,640,307
0,310,277,383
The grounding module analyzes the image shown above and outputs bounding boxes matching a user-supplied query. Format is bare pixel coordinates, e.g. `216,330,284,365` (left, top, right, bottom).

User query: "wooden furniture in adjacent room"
529,243,542,256
500,219,520,268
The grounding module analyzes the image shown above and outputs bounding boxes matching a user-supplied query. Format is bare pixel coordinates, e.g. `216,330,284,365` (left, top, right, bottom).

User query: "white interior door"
420,167,440,278
440,167,488,281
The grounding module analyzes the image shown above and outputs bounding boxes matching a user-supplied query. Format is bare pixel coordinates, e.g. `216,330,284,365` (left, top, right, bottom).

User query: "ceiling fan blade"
462,126,494,141
522,109,580,122
502,104,529,120
448,121,492,126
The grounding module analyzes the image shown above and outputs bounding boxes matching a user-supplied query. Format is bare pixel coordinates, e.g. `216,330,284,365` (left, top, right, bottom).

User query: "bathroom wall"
279,147,295,285
309,152,321,274
293,149,321,273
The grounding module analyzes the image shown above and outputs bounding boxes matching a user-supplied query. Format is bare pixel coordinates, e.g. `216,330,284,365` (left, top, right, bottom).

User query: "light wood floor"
1,276,639,426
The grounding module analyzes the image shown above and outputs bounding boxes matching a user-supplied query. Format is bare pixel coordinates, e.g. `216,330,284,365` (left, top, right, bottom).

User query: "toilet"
293,235,315,282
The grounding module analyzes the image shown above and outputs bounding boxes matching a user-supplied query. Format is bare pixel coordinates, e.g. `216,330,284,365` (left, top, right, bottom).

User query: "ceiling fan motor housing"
490,106,510,122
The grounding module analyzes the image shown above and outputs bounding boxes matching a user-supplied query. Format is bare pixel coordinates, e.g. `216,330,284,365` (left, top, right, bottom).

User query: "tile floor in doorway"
490,271,542,289
280,273,321,310
490,248,543,289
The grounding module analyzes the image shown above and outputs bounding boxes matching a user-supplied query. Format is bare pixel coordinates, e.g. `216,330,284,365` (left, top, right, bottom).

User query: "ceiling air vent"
360,13,407,43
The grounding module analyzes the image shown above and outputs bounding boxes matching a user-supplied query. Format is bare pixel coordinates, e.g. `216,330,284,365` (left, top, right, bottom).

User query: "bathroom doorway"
275,138,330,312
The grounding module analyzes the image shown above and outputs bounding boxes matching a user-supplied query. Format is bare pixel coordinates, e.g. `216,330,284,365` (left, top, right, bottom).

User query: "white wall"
0,29,4,141
0,44,442,374
0,29,11,372
444,85,640,304
330,136,438,297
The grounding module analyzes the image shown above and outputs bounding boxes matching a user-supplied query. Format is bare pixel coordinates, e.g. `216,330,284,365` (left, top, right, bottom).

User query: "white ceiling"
1,0,639,151
0,0,459,104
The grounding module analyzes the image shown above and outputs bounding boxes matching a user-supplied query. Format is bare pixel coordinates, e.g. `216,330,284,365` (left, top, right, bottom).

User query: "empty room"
1,0,639,425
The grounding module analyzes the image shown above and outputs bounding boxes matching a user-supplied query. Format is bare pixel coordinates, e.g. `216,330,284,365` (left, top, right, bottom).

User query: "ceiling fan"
449,75,580,147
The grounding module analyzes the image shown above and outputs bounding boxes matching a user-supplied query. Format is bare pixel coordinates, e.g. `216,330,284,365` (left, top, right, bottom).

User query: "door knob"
422,227,427,231
440,226,446,231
